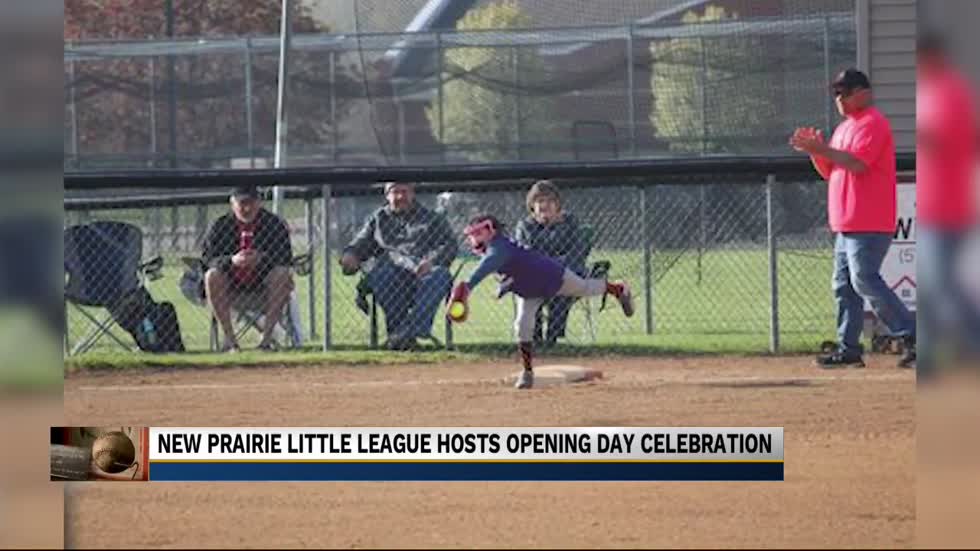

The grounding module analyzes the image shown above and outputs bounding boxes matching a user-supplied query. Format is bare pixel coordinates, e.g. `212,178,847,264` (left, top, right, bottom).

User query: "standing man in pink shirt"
790,68,916,369
916,32,979,379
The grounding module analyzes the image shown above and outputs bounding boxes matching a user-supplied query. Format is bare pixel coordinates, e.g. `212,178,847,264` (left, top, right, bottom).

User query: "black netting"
65,1,856,170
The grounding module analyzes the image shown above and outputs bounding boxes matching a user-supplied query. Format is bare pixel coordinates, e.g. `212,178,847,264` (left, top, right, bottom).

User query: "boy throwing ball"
448,214,634,389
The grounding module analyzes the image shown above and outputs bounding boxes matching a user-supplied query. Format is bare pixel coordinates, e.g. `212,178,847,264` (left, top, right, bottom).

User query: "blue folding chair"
64,221,163,355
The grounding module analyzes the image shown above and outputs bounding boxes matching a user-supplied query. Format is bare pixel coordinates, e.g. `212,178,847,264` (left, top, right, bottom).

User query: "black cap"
231,184,259,200
831,68,871,93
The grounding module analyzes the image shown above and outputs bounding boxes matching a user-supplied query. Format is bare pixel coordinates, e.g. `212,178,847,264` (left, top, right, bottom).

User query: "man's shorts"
227,265,274,295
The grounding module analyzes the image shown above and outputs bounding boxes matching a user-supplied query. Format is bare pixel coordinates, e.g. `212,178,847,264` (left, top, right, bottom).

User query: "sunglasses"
832,86,865,99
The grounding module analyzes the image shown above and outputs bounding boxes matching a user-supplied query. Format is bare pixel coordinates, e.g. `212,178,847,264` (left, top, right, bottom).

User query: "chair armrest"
140,256,165,280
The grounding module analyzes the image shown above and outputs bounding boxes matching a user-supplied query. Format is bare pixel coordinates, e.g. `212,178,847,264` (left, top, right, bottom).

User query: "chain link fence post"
641,184,653,334
766,174,780,353
305,196,317,339
321,185,332,351
626,24,636,158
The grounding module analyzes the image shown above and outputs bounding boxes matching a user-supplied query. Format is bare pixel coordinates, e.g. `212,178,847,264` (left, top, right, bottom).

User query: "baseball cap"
831,68,871,94
231,184,260,200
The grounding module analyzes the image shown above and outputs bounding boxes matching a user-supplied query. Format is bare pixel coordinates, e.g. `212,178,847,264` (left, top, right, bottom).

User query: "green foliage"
650,5,778,154
425,0,555,162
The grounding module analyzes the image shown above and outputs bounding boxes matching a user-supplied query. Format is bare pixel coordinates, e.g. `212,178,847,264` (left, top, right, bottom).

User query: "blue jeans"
833,232,916,355
917,227,980,374
366,260,452,341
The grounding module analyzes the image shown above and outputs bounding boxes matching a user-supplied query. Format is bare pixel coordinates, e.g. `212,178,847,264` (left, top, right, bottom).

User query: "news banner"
142,427,783,481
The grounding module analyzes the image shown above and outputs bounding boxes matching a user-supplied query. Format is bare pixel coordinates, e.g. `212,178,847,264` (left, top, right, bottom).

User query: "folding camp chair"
64,221,164,355
180,254,312,351
575,225,611,343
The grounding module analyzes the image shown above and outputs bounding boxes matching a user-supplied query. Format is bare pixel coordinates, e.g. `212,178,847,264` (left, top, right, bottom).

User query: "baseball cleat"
515,369,534,389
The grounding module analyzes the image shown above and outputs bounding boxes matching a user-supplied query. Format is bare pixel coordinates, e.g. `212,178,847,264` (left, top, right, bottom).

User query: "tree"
65,0,357,168
425,0,555,162
649,5,778,155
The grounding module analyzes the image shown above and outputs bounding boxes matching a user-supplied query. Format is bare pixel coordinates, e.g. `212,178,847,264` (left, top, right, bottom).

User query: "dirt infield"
1,397,64,549
63,355,914,549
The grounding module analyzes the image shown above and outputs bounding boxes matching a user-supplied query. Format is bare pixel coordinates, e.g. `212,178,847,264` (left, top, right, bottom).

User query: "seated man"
340,181,457,350
202,185,294,352
514,180,589,346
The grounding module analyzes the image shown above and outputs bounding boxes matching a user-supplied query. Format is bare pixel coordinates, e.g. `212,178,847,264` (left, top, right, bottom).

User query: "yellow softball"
449,301,467,320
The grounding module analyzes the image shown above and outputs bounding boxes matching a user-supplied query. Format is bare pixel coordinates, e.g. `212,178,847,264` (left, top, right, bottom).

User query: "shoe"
898,336,916,369
386,337,417,351
222,342,242,354
815,350,865,369
612,281,635,317
257,339,280,352
515,369,534,389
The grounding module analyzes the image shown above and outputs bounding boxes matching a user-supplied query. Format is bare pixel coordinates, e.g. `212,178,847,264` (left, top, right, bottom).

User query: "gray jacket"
344,203,457,273
514,213,589,275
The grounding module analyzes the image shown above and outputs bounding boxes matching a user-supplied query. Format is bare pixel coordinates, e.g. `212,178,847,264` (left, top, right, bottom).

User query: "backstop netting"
65,0,855,170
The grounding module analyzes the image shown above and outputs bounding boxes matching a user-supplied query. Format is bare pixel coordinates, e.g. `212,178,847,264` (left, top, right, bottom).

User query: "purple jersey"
466,235,565,298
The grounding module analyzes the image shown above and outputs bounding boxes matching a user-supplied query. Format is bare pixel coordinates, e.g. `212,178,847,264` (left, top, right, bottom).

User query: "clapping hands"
789,127,827,155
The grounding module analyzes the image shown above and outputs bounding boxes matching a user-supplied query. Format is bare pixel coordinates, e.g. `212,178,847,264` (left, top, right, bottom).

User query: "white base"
505,365,604,387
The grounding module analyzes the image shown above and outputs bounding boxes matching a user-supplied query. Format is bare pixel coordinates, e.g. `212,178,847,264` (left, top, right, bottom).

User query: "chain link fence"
64,169,847,357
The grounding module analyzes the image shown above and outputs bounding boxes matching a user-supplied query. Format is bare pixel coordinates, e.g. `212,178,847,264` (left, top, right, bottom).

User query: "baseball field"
63,353,914,548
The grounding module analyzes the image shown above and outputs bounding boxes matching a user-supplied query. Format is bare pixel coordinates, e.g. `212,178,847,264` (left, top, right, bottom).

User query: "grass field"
64,245,838,368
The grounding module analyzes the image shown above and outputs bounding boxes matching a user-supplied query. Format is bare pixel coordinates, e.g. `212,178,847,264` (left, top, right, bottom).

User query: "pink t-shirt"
826,106,897,233
917,66,978,229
